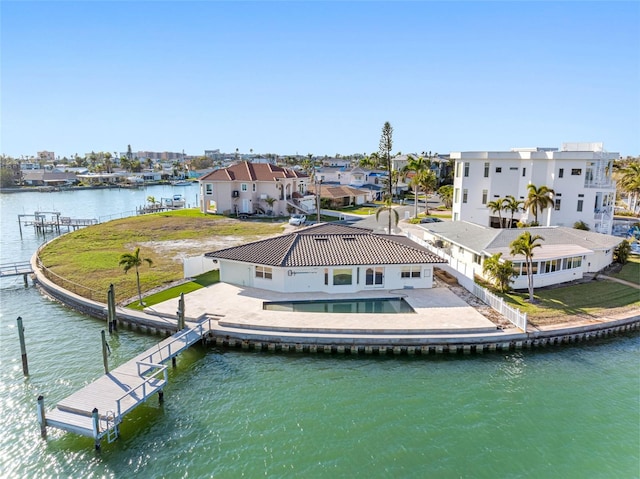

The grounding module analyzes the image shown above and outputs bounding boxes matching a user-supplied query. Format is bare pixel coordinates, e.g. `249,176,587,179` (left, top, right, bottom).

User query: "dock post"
172,356,177,368
37,395,47,439
101,330,109,374
158,390,164,404
107,285,117,333
177,293,185,330
17,316,29,376
92,408,101,451
23,273,29,287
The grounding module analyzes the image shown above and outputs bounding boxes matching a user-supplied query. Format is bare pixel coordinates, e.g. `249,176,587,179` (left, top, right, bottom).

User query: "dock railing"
115,364,168,421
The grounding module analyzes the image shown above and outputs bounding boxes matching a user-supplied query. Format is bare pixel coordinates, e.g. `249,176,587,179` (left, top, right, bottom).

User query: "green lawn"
127,270,219,310
612,255,639,284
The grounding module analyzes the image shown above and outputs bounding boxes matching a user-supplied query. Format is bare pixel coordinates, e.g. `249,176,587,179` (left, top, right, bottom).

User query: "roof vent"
342,236,356,241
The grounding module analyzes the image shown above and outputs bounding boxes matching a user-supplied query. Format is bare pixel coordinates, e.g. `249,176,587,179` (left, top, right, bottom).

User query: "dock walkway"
40,319,210,448
0,261,34,278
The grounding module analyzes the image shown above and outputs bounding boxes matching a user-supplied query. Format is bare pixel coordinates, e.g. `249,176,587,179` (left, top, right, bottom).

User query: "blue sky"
2,1,639,158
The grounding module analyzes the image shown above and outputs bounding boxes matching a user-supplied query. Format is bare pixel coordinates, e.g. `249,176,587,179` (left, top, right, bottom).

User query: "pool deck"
146,282,516,345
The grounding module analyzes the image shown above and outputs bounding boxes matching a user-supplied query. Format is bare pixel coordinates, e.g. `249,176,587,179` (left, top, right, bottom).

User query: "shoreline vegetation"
37,210,639,328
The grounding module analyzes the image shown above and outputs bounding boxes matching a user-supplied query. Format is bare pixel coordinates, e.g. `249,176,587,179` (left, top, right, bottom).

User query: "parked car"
420,217,443,224
289,214,306,226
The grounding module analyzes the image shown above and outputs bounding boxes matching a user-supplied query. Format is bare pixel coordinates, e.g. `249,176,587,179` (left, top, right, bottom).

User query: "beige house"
199,162,309,216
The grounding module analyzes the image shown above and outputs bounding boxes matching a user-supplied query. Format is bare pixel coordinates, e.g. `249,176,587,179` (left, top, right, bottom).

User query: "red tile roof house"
205,223,446,294
198,162,310,216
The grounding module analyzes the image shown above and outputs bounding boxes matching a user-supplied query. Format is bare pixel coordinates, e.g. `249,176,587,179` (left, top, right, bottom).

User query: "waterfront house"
205,223,446,293
199,162,309,216
451,142,618,234
418,221,622,290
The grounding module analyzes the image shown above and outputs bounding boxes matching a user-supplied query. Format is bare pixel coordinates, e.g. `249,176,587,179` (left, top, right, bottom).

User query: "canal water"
1,187,638,478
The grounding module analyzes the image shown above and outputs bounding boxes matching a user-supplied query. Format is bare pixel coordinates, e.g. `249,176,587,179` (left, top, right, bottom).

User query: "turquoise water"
1,189,639,478
264,297,415,314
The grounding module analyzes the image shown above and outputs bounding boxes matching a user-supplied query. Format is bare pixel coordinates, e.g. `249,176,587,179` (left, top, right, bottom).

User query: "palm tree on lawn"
509,231,544,302
482,253,517,293
119,247,153,306
487,198,506,228
524,184,555,225
417,169,438,215
503,195,523,228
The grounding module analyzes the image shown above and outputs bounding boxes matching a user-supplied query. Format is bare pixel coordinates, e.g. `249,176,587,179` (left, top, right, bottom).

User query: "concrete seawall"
31,251,640,355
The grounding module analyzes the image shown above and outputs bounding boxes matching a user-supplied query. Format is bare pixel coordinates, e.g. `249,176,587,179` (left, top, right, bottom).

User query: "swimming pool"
263,297,415,314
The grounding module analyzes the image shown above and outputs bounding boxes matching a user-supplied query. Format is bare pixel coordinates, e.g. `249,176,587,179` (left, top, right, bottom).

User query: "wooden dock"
39,319,210,449
0,261,34,286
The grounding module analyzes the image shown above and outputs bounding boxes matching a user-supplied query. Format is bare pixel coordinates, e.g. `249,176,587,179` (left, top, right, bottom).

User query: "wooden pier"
18,212,97,237
38,319,210,449
0,261,34,286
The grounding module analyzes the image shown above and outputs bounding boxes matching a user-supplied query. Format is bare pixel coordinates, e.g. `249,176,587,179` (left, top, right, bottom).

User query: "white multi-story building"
451,142,617,235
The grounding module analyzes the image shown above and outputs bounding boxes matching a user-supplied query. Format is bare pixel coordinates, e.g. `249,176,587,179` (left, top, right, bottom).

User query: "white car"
289,214,306,226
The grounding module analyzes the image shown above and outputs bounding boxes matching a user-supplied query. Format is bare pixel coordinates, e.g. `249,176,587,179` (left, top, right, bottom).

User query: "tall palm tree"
616,161,640,213
487,198,505,228
402,155,430,218
503,195,523,228
524,184,555,225
417,169,437,215
119,247,153,306
509,231,544,302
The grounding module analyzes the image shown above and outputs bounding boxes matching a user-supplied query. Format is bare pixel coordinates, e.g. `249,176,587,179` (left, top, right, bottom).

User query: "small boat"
171,180,192,186
162,194,186,209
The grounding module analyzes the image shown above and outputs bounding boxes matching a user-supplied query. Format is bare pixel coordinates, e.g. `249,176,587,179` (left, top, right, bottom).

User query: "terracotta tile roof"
205,224,446,267
199,162,308,182
309,184,370,199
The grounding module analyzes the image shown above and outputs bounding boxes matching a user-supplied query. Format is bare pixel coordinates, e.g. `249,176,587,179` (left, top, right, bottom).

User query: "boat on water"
162,194,186,209
171,180,192,186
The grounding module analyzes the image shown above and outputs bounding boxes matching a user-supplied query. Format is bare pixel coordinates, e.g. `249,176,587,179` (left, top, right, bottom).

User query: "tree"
613,240,631,265
482,253,517,293
510,232,544,302
119,247,153,306
402,155,429,218
616,161,640,214
487,198,506,228
524,184,555,225
0,167,16,188
417,169,438,215
379,122,394,233
438,185,453,208
375,197,399,233
502,195,523,228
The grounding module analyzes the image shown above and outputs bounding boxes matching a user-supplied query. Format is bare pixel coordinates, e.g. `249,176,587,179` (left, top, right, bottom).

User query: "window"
455,162,462,177
473,254,482,265
554,199,561,211
509,167,518,171
401,266,421,278
484,162,490,177
454,188,460,203
365,267,384,286
463,189,468,204
241,183,248,191
252,183,256,192
577,199,583,212
558,168,564,178
205,184,213,195
481,190,488,205
571,169,582,176
255,266,272,279
522,167,526,177
464,162,470,177
324,268,329,285
333,268,352,285
453,212,459,221
542,259,560,273
495,167,502,173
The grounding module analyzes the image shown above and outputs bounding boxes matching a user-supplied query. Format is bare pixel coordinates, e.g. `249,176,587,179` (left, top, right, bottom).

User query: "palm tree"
503,195,523,228
417,169,438,215
375,196,399,234
402,155,430,218
438,185,453,208
509,232,544,302
524,184,555,225
482,253,517,293
119,247,153,306
616,162,640,214
487,198,505,228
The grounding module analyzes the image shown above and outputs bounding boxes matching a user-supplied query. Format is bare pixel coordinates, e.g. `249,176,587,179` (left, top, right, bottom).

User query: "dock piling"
101,330,109,374
17,316,29,376
92,408,101,451
37,395,47,438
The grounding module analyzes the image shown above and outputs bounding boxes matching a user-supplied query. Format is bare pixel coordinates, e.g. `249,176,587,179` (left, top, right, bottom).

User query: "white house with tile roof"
418,221,623,290
199,161,310,216
205,223,446,294
451,142,618,235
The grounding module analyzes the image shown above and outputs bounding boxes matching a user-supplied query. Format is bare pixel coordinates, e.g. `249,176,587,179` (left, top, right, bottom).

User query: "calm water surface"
0,188,638,478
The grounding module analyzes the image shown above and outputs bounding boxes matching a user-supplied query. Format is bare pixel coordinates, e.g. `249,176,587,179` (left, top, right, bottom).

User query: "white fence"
183,255,218,278
406,232,527,332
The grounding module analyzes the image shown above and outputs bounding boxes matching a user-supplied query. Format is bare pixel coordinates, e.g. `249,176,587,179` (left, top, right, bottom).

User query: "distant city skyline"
2,1,639,158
